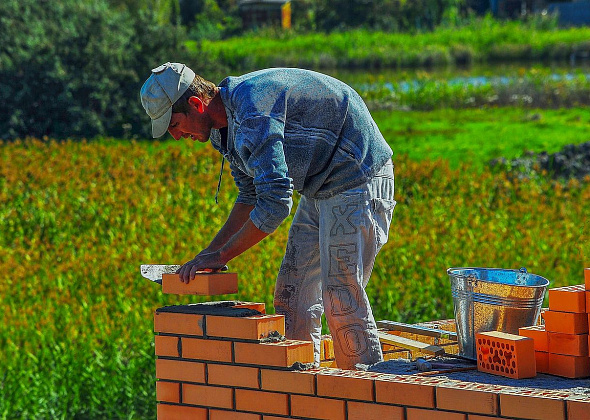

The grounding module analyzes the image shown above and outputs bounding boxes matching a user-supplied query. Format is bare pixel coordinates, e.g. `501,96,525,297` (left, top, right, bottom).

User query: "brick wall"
154,301,590,420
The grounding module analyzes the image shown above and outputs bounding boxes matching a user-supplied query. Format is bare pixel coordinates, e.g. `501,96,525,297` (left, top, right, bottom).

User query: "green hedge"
0,0,187,140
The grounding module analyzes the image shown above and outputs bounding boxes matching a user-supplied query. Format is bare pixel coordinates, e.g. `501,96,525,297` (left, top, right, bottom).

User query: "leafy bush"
0,0,187,140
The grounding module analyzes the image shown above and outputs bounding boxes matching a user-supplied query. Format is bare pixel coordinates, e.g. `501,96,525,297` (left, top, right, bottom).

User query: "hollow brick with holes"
548,332,589,357
234,339,314,367
519,325,548,352
476,331,536,379
544,311,589,334
157,403,208,420
549,284,587,313
161,272,238,295
206,314,285,340
548,353,590,378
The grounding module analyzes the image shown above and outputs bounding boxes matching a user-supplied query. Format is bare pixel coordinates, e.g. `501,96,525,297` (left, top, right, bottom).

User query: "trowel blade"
140,264,181,285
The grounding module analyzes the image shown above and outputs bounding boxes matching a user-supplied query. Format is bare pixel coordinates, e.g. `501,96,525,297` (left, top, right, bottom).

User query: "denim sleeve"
235,116,294,233
230,161,257,206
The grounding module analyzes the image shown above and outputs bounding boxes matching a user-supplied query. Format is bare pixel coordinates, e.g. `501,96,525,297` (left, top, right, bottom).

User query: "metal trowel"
140,264,228,285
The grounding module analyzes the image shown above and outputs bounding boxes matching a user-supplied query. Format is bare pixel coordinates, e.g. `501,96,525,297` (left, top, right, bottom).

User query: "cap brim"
151,106,172,138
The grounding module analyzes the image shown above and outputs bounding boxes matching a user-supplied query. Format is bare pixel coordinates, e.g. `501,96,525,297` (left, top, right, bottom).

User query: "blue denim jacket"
209,68,393,233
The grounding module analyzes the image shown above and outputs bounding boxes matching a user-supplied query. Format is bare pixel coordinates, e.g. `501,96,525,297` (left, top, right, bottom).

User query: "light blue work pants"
274,159,396,369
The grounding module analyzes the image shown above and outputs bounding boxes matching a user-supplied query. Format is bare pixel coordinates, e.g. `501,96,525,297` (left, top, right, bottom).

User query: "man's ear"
188,96,206,113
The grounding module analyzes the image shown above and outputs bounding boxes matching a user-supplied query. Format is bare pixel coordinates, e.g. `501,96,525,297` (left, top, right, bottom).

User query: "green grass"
374,107,590,169
189,18,590,71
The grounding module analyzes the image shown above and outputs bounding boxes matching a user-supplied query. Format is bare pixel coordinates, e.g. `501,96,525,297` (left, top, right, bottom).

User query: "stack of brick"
519,268,590,379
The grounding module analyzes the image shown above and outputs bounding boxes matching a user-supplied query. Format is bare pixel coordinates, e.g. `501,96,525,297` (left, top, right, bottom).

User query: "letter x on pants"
274,159,396,369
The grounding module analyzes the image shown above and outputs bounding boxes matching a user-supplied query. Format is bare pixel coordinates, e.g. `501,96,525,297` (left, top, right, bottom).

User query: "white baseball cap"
140,62,196,138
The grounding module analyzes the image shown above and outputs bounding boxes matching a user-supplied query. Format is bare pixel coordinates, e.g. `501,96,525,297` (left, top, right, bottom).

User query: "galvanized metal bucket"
448,267,549,360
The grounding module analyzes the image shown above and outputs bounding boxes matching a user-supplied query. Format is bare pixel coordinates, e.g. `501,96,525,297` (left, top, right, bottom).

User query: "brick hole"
510,368,515,374
510,345,515,351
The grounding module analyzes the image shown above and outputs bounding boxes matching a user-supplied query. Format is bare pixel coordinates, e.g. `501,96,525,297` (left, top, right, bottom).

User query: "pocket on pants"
371,197,396,249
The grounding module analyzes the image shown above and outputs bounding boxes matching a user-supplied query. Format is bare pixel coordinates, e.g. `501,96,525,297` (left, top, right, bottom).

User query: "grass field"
2,107,589,418
190,19,590,71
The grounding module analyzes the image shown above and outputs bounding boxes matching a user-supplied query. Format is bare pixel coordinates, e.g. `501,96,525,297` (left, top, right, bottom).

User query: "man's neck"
209,90,229,129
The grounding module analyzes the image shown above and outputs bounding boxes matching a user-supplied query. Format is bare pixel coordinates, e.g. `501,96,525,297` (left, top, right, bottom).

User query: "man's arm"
177,202,269,283
203,202,255,253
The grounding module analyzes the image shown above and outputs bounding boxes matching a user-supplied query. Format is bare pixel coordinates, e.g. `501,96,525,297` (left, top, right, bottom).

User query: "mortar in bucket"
448,267,549,360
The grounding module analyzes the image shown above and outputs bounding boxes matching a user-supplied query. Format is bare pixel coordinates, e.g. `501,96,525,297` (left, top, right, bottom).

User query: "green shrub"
0,0,187,140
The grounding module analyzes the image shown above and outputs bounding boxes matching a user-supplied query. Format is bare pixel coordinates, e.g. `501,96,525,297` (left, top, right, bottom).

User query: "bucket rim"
447,266,550,288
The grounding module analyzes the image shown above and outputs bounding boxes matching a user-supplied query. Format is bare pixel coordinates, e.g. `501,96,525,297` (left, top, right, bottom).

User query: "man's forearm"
206,202,254,252
219,218,269,263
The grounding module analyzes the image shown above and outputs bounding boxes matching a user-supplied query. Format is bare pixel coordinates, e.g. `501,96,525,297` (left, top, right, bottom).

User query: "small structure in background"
469,0,590,26
239,0,291,29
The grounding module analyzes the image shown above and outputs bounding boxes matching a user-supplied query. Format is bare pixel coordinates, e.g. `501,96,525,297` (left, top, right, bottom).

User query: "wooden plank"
377,332,446,356
377,320,458,341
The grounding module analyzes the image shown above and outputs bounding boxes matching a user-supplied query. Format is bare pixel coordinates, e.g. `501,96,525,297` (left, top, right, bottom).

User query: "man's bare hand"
176,251,227,283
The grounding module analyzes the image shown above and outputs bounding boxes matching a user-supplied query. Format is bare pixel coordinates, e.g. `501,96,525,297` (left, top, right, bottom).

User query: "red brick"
208,364,259,388
347,401,404,420
209,409,261,420
519,325,548,352
549,285,587,313
544,311,589,335
234,340,314,367
154,311,204,336
316,369,376,401
548,353,590,378
161,272,238,295
235,302,266,313
586,291,590,312
235,389,289,416
157,403,207,420
156,381,180,403
406,407,466,420
500,391,566,420
182,337,233,362
290,394,346,420
548,332,589,356
183,383,234,409
467,416,503,420
567,396,590,420
156,359,205,383
260,368,316,394
206,314,285,340
585,268,590,290
375,376,435,408
436,383,499,415
155,335,180,357
536,351,549,373
476,331,536,379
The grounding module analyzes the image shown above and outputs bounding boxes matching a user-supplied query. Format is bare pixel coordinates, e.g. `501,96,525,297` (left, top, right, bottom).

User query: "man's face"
167,98,211,142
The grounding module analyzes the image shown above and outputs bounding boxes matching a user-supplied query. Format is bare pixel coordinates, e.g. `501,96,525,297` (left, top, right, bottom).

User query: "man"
140,62,396,369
